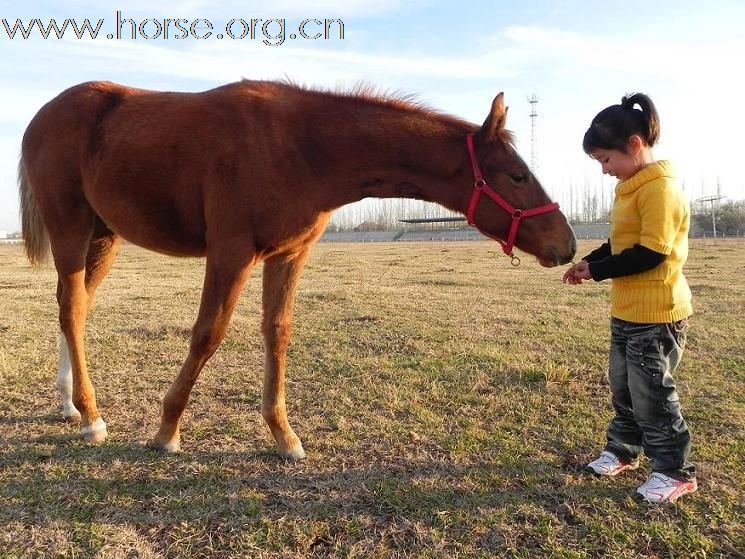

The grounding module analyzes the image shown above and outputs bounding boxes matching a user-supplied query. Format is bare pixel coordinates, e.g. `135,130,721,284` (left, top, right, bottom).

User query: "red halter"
465,133,560,265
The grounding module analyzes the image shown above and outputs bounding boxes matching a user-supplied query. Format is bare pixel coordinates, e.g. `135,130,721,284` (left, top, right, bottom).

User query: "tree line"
693,200,745,236
328,183,615,231
329,195,745,233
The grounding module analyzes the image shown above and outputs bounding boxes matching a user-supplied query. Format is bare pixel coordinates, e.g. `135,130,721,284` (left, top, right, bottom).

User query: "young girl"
563,93,697,503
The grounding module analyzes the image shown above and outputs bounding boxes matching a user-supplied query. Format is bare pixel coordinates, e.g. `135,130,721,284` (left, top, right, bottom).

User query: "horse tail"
18,155,50,266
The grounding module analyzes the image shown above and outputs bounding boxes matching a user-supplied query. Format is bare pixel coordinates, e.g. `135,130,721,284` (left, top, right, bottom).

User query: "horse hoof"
279,443,306,461
81,418,108,444
146,439,181,453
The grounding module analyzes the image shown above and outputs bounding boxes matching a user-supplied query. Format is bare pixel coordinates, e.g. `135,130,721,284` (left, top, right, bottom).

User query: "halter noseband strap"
465,133,560,264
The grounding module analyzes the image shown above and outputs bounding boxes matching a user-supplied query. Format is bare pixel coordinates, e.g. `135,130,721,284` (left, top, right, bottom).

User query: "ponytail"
583,92,661,154
621,93,660,147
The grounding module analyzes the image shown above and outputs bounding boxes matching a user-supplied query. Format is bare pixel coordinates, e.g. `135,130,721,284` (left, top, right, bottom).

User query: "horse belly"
86,184,207,257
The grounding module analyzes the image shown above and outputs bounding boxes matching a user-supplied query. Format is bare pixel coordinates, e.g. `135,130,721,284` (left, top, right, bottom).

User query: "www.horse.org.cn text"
1,11,346,45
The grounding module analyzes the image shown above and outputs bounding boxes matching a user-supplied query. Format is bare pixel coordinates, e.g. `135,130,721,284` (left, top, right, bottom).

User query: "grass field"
0,239,743,558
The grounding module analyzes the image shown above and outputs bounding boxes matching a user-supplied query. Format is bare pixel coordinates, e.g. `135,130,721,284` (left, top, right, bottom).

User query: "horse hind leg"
53,216,119,443
56,220,119,423
84,220,120,305
57,330,79,422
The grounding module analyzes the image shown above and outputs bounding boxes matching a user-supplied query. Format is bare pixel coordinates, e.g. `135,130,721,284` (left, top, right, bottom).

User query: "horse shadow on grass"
0,431,650,532
4,418,725,558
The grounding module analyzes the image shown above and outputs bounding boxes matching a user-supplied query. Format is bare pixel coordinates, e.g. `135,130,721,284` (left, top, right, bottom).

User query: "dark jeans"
604,317,696,480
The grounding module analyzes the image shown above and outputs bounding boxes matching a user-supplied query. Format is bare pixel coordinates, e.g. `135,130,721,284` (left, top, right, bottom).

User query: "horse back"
23,80,348,258
22,81,282,256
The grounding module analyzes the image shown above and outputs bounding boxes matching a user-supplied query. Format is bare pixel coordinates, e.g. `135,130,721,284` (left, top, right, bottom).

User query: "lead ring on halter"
465,133,560,265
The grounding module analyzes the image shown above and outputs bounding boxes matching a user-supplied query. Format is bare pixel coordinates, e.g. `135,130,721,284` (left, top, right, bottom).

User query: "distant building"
353,221,383,232
0,231,8,239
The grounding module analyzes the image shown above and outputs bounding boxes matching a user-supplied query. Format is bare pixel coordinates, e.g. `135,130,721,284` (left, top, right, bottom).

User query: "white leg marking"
57,333,80,420
281,443,306,461
80,417,107,437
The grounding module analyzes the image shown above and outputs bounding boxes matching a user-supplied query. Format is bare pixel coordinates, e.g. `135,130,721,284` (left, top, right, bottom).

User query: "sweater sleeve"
589,244,667,281
637,182,687,255
582,240,611,262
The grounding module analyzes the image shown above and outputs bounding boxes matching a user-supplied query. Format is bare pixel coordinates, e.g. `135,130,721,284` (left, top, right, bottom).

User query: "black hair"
582,93,660,154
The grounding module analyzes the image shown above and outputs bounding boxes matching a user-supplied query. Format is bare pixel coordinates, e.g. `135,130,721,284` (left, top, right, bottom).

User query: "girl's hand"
563,261,592,284
562,267,582,285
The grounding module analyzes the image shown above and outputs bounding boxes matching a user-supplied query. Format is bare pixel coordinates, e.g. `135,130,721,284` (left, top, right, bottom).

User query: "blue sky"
1,0,743,231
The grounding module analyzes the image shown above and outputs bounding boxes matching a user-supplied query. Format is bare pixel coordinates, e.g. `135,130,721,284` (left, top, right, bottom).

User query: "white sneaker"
636,473,697,503
586,450,640,476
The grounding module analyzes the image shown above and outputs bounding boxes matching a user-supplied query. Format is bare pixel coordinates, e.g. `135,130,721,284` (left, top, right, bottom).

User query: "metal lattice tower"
527,94,539,172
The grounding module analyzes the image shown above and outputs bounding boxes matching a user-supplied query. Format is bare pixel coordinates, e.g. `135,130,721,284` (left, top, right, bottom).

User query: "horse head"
467,93,576,267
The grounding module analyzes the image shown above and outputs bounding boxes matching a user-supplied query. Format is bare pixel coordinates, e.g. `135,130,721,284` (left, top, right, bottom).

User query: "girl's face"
590,147,639,182
590,134,652,182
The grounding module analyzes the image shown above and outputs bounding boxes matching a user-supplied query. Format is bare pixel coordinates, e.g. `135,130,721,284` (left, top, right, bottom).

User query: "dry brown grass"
1,239,743,558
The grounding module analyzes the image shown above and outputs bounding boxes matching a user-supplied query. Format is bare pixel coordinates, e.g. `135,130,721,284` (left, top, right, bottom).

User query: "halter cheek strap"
465,133,560,264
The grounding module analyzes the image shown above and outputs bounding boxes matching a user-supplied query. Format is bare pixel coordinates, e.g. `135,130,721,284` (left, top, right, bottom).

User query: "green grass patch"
1,239,744,557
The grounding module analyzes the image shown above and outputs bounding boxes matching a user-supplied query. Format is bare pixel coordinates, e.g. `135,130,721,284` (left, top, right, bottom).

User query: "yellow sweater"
608,160,693,323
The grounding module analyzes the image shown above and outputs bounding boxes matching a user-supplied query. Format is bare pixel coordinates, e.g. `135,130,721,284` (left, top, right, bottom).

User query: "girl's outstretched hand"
563,261,592,285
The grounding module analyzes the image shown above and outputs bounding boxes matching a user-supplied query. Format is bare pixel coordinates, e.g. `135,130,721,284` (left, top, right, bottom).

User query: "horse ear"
481,92,508,143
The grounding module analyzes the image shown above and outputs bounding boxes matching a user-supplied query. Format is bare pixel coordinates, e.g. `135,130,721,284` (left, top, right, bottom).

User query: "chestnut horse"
19,80,576,458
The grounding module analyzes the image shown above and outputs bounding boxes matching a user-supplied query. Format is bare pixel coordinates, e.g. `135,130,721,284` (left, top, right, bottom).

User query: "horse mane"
247,78,516,148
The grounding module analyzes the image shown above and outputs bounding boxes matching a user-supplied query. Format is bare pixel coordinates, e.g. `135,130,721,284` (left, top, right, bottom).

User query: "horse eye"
510,173,528,184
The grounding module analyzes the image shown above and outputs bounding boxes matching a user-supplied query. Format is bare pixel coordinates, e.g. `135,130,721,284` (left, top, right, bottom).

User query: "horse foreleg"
147,246,255,452
261,248,312,460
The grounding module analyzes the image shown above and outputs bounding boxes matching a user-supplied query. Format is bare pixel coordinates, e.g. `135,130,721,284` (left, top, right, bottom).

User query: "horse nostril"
548,245,560,266
549,244,574,265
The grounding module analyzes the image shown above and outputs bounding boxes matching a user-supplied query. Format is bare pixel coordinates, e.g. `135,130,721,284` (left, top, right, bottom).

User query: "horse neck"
313,103,475,213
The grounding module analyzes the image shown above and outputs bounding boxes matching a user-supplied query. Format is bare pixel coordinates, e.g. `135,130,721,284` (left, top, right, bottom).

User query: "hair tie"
622,98,639,111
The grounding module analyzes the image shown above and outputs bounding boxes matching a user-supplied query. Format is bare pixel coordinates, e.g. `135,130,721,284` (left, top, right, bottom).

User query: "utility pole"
695,195,727,238
527,94,538,172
